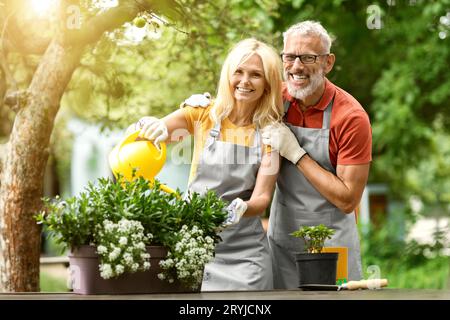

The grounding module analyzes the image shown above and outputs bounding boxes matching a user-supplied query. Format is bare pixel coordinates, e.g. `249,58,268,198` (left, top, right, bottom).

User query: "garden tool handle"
119,130,166,161
345,278,388,290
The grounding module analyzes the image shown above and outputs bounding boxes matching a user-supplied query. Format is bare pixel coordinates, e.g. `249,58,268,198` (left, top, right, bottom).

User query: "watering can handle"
118,130,166,161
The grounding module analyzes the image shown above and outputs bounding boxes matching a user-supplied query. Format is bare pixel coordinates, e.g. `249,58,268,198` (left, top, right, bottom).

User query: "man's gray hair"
283,21,333,53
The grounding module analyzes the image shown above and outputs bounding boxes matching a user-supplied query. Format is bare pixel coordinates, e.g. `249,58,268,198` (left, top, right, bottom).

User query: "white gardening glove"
136,116,168,148
179,92,212,108
223,198,247,227
126,116,156,134
125,116,153,135
261,123,307,164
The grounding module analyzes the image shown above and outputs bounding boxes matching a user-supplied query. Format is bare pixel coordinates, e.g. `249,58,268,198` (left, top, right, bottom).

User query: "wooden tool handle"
346,278,388,290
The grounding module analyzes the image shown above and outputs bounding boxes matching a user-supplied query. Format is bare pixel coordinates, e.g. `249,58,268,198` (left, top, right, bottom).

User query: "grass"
40,271,69,292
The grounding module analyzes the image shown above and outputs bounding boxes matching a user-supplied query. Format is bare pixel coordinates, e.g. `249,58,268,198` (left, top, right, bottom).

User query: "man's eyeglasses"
280,53,329,64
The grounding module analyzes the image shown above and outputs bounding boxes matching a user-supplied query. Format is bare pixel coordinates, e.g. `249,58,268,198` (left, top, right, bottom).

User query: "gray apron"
188,121,273,291
268,99,362,289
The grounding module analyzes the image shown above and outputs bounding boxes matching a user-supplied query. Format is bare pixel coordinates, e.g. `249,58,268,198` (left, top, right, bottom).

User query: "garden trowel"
299,278,388,291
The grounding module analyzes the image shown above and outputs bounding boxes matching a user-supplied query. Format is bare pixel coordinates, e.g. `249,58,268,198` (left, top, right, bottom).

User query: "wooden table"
1,288,449,300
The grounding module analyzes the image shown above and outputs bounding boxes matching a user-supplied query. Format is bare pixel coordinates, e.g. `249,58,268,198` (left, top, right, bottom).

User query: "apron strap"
322,97,334,129
252,127,261,147
206,121,262,161
253,127,262,161
284,97,335,129
283,100,291,118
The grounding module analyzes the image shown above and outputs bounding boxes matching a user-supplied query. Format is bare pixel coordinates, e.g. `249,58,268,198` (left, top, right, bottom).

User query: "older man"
261,21,371,288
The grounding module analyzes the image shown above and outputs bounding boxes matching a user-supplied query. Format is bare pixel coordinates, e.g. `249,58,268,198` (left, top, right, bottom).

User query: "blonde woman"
130,38,283,291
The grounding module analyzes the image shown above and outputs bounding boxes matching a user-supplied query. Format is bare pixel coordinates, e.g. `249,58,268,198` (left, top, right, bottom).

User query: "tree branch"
3,90,29,112
64,3,141,48
63,0,186,48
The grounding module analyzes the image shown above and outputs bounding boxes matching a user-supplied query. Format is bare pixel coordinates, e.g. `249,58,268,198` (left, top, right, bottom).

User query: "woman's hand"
223,198,247,227
137,116,169,148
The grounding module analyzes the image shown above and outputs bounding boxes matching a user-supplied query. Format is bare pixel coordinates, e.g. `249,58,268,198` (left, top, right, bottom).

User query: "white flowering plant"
96,219,152,279
158,225,215,290
36,176,228,290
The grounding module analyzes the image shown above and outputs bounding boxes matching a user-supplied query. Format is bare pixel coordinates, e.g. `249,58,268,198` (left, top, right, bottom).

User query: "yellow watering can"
108,130,176,194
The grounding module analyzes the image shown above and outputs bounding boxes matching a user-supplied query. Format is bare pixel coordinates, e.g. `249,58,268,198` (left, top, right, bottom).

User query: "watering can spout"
108,130,176,194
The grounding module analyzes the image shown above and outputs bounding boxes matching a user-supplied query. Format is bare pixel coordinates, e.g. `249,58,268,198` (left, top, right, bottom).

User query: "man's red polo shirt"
283,78,372,168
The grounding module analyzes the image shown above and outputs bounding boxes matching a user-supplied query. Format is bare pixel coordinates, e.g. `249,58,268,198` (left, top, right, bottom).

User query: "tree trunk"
0,40,83,292
0,0,157,293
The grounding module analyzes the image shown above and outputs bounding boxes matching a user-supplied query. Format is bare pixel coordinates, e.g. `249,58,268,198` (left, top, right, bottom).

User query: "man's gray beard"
286,70,324,101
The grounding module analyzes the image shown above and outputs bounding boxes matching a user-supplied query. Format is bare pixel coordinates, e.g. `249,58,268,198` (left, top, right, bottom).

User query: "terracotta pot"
68,245,199,295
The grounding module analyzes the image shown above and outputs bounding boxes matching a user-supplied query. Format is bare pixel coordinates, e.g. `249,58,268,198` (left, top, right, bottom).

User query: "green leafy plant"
360,215,450,290
290,224,336,253
36,175,228,289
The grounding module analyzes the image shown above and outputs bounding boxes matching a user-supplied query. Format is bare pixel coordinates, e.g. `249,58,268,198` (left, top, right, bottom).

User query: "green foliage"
171,190,230,243
404,131,450,208
361,218,449,289
290,224,335,253
61,0,281,130
269,0,450,212
386,257,449,289
365,1,450,207
36,175,227,285
36,176,228,250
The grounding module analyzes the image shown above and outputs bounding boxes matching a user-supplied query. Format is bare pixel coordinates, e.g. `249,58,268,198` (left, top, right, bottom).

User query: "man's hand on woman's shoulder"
180,92,212,108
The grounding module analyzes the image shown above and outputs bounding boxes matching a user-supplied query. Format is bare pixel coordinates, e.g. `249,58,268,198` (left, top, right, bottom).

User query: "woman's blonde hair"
211,38,283,128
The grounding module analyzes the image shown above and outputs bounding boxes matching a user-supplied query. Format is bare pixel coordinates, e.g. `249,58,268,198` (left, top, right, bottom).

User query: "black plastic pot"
294,252,338,286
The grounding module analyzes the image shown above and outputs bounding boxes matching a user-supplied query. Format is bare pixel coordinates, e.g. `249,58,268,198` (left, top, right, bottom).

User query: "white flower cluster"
158,225,215,290
96,218,152,279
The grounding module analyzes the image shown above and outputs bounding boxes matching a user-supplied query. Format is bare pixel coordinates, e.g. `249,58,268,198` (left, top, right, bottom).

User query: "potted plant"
290,224,338,287
36,175,227,294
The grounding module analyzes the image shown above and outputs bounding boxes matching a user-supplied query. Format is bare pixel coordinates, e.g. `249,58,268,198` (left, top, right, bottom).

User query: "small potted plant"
36,175,227,294
290,224,338,286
